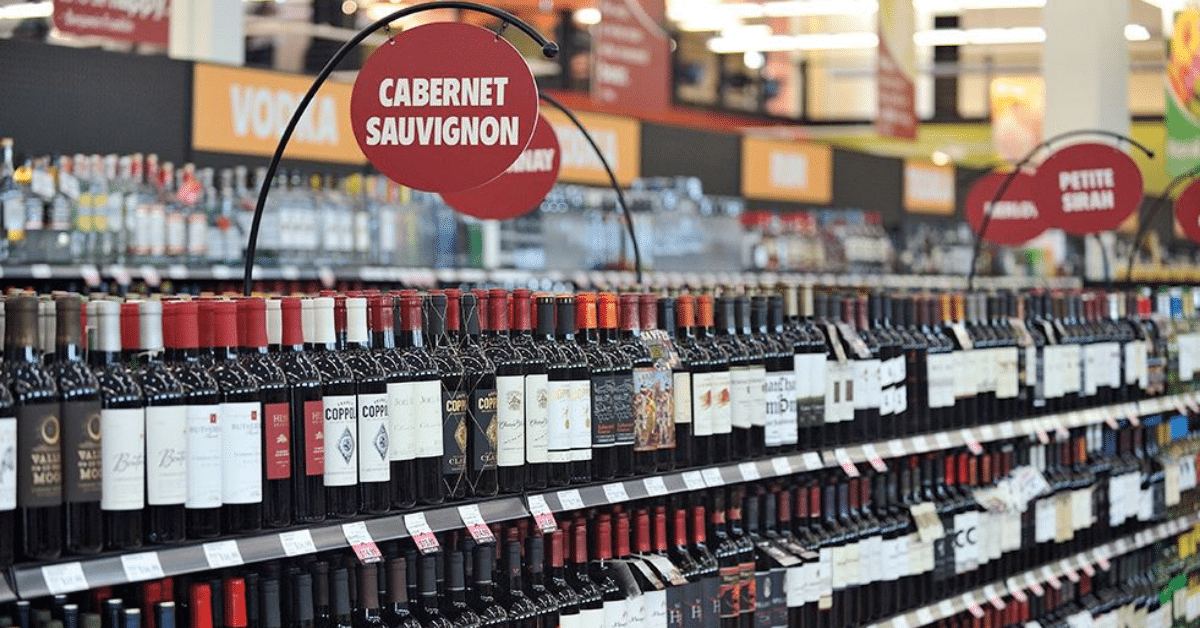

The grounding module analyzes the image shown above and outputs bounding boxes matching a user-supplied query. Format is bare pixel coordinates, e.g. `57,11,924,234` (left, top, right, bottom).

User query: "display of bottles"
136,299,187,544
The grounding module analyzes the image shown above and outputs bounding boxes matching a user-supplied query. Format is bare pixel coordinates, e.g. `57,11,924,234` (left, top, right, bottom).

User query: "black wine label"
471,387,498,472
666,582,687,628
62,400,102,503
18,402,62,508
701,574,720,628
442,387,468,477
591,375,619,448
681,580,703,628
769,568,786,628
739,563,756,618
614,373,636,446
754,572,772,628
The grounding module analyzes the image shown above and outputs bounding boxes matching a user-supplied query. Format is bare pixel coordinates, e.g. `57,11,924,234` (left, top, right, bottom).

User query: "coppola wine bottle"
209,300,262,534
137,299,188,544
307,297,358,518
52,295,103,555
238,297,292,527
272,297,325,524
425,292,469,501
338,297,390,514
459,292,498,498
369,294,415,511
395,292,444,505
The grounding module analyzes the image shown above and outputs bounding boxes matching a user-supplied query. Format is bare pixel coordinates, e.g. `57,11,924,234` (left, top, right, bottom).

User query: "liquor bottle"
443,551,484,628
556,295,592,483
735,296,767,459
425,292,469,501
588,514,628,628
524,534,560,628
163,301,222,538
89,298,144,551
137,299,188,544
672,295,706,468
383,558,421,628
566,516,604,627
630,507,669,628
756,294,795,454
696,294,733,466
545,530,582,628
990,292,1021,423
713,295,753,460
469,543,508,628
208,300,263,534
480,289,525,494
868,292,905,441
509,289,549,491
814,290,851,447
224,579,249,628
363,296,410,513
272,297,325,524
787,284,828,452
308,297,359,517
499,529,540,628
52,295,103,555
395,292,444,505
237,298,293,528
639,294,676,472
597,293,636,477
458,292,498,498
313,562,333,628
895,295,928,436
845,294,882,444
923,294,956,434
339,297,391,514
576,293,617,482
542,295,574,487
260,579,281,628
619,293,661,475
330,568,352,628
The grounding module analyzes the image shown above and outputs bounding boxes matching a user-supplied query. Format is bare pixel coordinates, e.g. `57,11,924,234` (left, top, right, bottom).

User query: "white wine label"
185,404,222,509
221,401,263,504
546,380,571,463
712,371,733,434
323,395,358,487
101,407,145,511
495,375,525,468
673,372,692,425
525,374,550,464
411,380,443,459
145,405,188,506
387,382,417,462
0,417,16,510
730,367,753,429
691,372,713,436
568,380,592,460
357,392,390,483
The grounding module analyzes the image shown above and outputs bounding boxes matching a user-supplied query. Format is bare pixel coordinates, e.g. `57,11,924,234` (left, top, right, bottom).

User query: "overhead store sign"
965,170,1046,245
441,114,561,220
741,137,832,204
1166,6,1200,175
192,64,365,164
541,109,640,186
54,0,169,47
350,22,539,193
591,0,671,114
903,160,955,215
1175,178,1200,243
876,0,917,140
1033,143,1143,235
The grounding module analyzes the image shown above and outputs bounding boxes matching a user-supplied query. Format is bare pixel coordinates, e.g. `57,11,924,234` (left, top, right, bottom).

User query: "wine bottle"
524,533,560,628
458,292,498,498
339,296,390,514
238,298,292,528
509,289,549,491
307,297,359,517
672,295,705,469
272,297,325,524
353,565,386,628
0,320,12,566
499,529,539,628
367,294,413,512
90,298,144,551
209,300,262,534
566,515,604,627
224,579,248,628
542,295,573,488
620,294,659,475
597,293,636,477
52,295,103,555
137,299,188,543
735,296,767,459
330,568,352,628
395,292,444,505
469,543,508,628
757,294,795,455
480,289,525,494
556,295,592,484
711,490,741,628
576,293,616,482
546,529,582,628
383,557,421,628
425,291,469,501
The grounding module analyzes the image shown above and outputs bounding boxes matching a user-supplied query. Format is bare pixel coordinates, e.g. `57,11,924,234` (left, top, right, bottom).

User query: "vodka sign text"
351,23,539,193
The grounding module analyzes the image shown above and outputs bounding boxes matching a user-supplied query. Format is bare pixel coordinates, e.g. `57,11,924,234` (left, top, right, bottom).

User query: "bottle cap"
385,558,408,605
265,299,282,347
696,294,715,328
88,299,121,354
237,298,267,349
345,297,368,344
676,295,696,328
368,295,393,333
488,289,510,332
619,294,640,331
279,298,303,347
120,301,141,351
598,293,618,329
461,293,480,336
444,290,462,332
55,295,83,350
555,295,575,336
300,298,315,343
575,293,597,330
222,579,247,628
331,568,350,617
137,300,164,353
511,290,532,331
639,294,658,331
399,294,423,333
311,297,335,345
189,585,212,628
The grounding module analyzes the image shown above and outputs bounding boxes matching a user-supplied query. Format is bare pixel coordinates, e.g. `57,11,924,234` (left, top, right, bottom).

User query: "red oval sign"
350,22,540,193
1033,143,1143,235
1176,178,1200,243
965,170,1047,245
441,114,561,220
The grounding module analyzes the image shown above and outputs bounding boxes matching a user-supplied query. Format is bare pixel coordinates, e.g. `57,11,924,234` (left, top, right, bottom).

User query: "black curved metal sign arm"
1123,162,1200,282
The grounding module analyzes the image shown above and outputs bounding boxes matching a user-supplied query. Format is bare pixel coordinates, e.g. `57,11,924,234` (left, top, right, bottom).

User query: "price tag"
739,462,762,481
917,608,935,625
557,489,585,511
682,471,706,491
1042,566,1061,589
141,265,161,288
1036,427,1050,444
802,452,824,470
273,530,318,559
458,505,496,544
603,483,631,504
109,264,131,285
912,436,931,452
771,456,793,477
1029,579,1045,597
910,502,946,542
861,444,887,473
403,513,440,555
1007,579,1028,603
835,449,859,477
342,522,382,563
211,264,233,280
1080,561,1095,577
963,594,985,618
934,432,953,450
80,264,101,287
888,440,907,458
1000,422,1016,438
892,614,911,628
938,600,956,618
203,540,244,569
1097,556,1111,570
1059,559,1079,582
961,430,984,455
984,585,1006,610
120,552,165,583
167,264,189,279
41,562,88,595
526,494,559,533
702,468,725,488
644,476,669,496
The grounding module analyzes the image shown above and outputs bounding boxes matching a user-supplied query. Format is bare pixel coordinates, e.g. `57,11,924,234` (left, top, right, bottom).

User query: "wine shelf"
863,512,1200,628
3,391,1194,602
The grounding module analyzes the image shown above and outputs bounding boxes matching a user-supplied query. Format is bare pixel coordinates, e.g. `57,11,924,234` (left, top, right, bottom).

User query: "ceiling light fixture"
574,7,601,25
708,23,1155,52
0,1,52,20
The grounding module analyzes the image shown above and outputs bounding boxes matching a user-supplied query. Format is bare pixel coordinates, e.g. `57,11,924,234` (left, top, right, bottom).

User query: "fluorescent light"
709,23,1154,52
0,1,52,20
915,0,1045,9
914,26,1045,45
761,0,877,17
1125,23,1151,41
708,31,879,53
574,7,601,25
743,50,766,69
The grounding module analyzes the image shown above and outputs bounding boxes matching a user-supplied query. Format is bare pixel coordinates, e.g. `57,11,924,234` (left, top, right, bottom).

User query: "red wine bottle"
556,295,592,484
575,293,615,482
620,294,659,475
367,295,414,510
52,295,103,555
238,297,293,527
443,550,484,628
395,292,444,506
459,292,498,498
307,297,359,518
567,515,604,627
137,300,188,544
509,290,548,491
339,296,391,514
90,298,144,551
415,555,453,628
383,557,421,628
597,293,635,477
480,289,525,494
0,339,12,566
208,300,262,534
425,291,469,501
542,295,573,488
272,297,325,524
668,296,701,469
499,529,540,628
352,564,386,628
714,296,749,462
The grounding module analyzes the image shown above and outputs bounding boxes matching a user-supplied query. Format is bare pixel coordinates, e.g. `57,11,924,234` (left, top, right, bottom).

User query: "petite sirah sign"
350,22,540,193
441,114,561,220
1033,143,1143,235
965,170,1046,245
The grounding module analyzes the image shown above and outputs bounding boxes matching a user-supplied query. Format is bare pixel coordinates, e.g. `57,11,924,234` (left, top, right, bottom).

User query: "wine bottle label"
411,380,443,459
568,380,593,460
746,366,766,429
728,366,752,429
807,354,827,427
1103,342,1122,389
495,375,525,466
645,589,668,628
601,599,625,628
932,521,956,581
16,402,63,509
440,388,469,478
702,571,721,622
615,372,638,446
952,511,979,574
753,572,771,626
301,400,324,476
185,404,222,508
691,372,713,437
525,373,549,464
1070,487,1094,530
824,362,841,424
673,371,692,426
1035,498,1055,542
145,405,188,505
591,374,620,448
718,564,740,618
577,607,605,628
633,367,673,453
546,379,571,463
221,401,263,504
0,416,15,510
322,394,358,487
785,564,805,608
925,353,955,409
711,372,733,435
763,373,787,447
470,386,498,471
996,347,1021,400
100,407,145,511
855,359,881,411
61,400,101,504
357,392,390,482
387,382,416,462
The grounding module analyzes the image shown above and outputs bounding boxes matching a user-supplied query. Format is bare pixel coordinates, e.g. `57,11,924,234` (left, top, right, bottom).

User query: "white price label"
342,522,382,563
203,541,244,569
888,440,907,458
558,489,585,511
862,444,887,473
403,513,440,555
771,457,793,477
527,494,558,533
892,615,911,628
961,430,984,455
917,608,935,625
962,595,985,618
739,462,762,481
835,448,859,477
978,425,998,441
938,600,956,618
702,468,725,487
682,471,706,491
279,530,318,557
120,552,165,583
802,452,824,470
603,483,631,504
458,505,495,544
41,562,88,595
1000,422,1016,438
934,432,953,450
912,436,931,452
644,476,669,496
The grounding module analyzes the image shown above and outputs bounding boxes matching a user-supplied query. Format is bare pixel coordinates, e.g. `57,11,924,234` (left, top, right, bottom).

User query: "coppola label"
357,392,390,483
471,387,498,472
495,375,525,467
1034,142,1144,235
350,22,539,193
323,395,358,487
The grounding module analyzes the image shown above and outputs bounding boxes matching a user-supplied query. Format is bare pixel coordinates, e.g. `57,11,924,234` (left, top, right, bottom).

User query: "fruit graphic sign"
1167,7,1200,175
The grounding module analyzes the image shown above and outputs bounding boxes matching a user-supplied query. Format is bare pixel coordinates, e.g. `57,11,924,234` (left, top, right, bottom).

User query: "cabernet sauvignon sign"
1034,143,1143,235
441,114,561,220
965,170,1046,245
350,22,539,193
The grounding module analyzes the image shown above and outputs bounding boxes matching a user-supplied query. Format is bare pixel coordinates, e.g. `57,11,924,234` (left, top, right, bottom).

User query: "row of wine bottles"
2,283,1198,565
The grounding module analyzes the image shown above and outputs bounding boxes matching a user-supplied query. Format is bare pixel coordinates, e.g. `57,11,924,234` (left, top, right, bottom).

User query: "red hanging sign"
1033,143,1143,235
441,113,561,220
53,0,170,47
965,170,1047,245
1176,178,1200,242
350,22,540,193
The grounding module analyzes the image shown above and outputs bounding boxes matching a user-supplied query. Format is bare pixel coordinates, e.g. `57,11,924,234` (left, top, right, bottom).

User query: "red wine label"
145,405,188,505
323,395,358,487
711,372,733,435
470,387,498,472
100,406,144,511
633,367,674,452
718,564,740,618
263,401,291,481
568,380,591,461
495,375,524,468
303,400,324,476
591,375,620,448
357,392,390,482
221,401,262,504
524,374,549,464
672,372,692,427
61,400,102,504
614,373,637,446
546,380,571,463
691,372,713,437
0,416,15,510
729,367,752,430
185,404,222,508
17,403,63,509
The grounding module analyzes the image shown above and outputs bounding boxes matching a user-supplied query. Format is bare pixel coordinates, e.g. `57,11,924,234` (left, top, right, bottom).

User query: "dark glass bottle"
291,572,317,628
619,294,659,475
354,564,386,628
712,295,752,460
368,295,415,512
725,489,756,628
238,297,293,527
640,294,676,472
597,293,636,477
458,293,498,498
524,534,560,628
224,579,249,628
567,515,604,627
735,296,767,459
672,295,706,468
545,530,581,628
469,543,508,628
338,296,391,514
443,550,483,628
755,294,794,454
542,295,573,488
52,295,103,555
590,514,628,628
480,289,525,494
209,300,263,534
330,568,352,628
575,293,615,481
90,298,143,551
137,299,188,544
395,292,444,505
710,490,741,628
272,297,325,524
556,296,592,483
499,530,539,628
426,291,469,501
509,290,549,491
924,294,956,433
308,296,359,517
383,557,421,628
